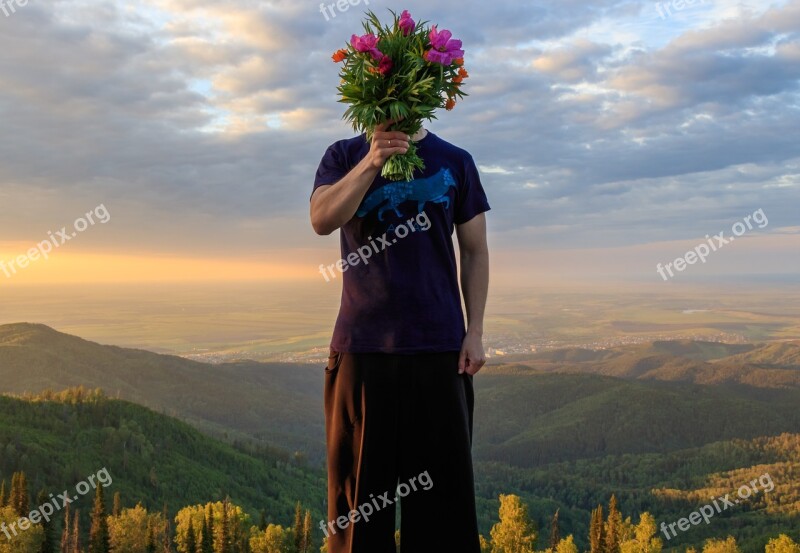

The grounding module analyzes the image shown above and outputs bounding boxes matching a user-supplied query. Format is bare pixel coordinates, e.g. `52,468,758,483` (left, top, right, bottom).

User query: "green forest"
0,388,798,553
1,464,798,553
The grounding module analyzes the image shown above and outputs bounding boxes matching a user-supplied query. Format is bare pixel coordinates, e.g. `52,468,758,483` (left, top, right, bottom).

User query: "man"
310,120,490,553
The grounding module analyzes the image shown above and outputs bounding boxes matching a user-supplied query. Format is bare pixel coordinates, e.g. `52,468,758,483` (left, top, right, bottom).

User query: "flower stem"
381,141,425,181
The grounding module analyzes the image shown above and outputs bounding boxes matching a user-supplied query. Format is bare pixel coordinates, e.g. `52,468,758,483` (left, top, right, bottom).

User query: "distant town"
179,331,749,364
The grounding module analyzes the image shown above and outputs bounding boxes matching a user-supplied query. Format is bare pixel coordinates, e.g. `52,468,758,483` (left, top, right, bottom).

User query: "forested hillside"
0,388,325,525
1,325,798,552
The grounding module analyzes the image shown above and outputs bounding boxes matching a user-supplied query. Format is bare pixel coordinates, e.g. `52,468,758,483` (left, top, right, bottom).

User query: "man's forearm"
311,124,411,235
311,156,379,235
460,248,489,335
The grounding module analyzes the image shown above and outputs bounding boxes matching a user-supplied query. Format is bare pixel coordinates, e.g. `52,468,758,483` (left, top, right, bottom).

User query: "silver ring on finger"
388,140,392,146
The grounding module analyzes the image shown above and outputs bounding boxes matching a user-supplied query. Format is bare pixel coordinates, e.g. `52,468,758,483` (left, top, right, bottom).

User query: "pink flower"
351,33,384,61
424,25,464,65
377,55,393,75
398,10,415,36
368,55,393,76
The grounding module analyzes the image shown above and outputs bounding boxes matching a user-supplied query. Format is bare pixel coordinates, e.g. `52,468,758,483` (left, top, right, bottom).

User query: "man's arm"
456,212,489,375
310,122,410,235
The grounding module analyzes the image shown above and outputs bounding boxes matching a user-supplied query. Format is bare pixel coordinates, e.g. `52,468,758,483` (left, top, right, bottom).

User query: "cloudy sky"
1,0,798,286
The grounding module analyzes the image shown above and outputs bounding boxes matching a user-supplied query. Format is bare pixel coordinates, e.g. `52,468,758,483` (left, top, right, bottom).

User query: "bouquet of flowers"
331,10,469,181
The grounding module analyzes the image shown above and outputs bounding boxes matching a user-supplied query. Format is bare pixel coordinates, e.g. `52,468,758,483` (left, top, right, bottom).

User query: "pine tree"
589,505,605,553
302,510,313,553
216,500,231,553
239,531,250,553
10,473,18,511
112,492,121,517
11,471,30,517
200,512,214,553
186,519,198,553
89,484,110,553
60,504,72,553
71,509,82,553
162,503,172,553
146,519,158,553
0,479,6,508
605,495,622,553
18,472,30,516
38,488,58,553
549,509,561,551
202,505,214,553
258,510,267,532
292,502,303,553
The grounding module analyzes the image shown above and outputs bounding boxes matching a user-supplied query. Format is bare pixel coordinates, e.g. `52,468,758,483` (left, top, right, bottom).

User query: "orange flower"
454,57,464,66
458,67,469,78
445,98,456,110
331,49,348,63
453,76,463,83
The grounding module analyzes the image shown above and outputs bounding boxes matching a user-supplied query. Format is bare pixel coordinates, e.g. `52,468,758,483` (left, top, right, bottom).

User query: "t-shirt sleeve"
454,154,491,225
311,143,348,201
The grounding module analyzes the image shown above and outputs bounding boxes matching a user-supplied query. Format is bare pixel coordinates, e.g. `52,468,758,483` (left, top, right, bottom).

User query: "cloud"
0,0,797,266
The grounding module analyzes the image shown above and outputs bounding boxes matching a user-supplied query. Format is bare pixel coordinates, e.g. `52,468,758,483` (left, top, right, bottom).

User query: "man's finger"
458,349,468,374
466,360,484,376
375,118,400,133
385,116,405,131
373,131,411,142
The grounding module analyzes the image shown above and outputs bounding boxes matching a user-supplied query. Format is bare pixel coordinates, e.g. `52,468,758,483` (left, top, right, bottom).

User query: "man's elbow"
310,209,341,235
309,201,329,235
311,216,334,236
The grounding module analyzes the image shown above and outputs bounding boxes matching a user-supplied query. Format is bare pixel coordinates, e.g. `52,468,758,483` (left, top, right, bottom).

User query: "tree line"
1,471,797,553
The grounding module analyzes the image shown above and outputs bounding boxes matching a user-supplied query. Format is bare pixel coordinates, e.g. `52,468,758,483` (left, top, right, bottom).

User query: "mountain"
499,339,800,388
0,322,326,462
717,341,800,367
473,369,800,466
2,324,799,552
3,323,800,470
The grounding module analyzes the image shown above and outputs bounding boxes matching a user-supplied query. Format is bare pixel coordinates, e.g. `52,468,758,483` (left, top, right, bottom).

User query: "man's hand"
310,119,411,235
456,212,489,375
458,330,486,375
367,119,410,170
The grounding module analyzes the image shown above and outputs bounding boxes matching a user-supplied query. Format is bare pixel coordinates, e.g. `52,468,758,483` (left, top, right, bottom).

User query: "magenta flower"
367,55,393,76
424,25,464,65
377,55,393,75
351,33,384,61
398,10,415,36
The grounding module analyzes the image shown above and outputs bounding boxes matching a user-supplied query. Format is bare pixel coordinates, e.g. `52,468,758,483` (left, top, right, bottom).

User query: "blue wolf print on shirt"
356,167,456,220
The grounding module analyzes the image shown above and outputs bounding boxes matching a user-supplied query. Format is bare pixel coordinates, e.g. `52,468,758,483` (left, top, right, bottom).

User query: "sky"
0,0,798,286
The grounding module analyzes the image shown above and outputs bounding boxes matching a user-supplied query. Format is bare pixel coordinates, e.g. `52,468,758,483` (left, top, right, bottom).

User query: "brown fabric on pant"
323,349,481,553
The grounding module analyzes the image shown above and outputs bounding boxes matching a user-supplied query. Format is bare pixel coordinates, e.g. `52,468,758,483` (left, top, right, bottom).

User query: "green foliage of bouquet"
331,10,470,181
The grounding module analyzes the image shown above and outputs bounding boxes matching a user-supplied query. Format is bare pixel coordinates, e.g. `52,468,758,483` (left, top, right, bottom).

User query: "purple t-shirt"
312,131,490,353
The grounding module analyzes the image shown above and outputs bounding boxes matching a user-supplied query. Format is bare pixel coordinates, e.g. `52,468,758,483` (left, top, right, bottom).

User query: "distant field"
1,281,799,361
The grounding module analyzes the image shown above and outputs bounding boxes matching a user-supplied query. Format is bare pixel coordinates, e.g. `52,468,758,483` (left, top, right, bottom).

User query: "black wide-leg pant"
323,349,481,553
